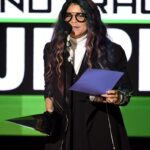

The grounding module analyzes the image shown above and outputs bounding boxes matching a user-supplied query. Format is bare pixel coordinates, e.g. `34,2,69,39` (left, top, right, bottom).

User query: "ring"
89,96,95,102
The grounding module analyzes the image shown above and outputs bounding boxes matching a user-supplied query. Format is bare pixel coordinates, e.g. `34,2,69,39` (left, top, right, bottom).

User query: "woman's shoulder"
44,42,51,51
43,42,52,60
107,40,125,56
107,40,127,64
43,42,52,54
110,41,125,54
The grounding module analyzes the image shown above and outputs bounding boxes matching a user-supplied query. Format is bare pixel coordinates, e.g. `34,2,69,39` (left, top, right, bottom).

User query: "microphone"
62,21,72,48
62,21,72,36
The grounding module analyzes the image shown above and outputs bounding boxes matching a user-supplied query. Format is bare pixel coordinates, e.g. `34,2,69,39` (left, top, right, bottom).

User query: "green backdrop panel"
0,95,150,137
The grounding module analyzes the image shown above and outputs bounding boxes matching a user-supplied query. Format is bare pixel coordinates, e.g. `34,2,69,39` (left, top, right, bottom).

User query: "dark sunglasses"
64,12,87,23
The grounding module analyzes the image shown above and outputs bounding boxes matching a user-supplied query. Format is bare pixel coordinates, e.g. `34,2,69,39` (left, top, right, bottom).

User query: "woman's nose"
70,15,77,23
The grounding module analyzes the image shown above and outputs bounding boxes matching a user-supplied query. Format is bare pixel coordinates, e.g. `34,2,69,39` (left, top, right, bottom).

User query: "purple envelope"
69,69,124,95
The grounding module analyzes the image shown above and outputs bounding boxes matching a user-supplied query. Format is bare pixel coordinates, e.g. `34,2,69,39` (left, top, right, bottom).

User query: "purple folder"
69,69,124,95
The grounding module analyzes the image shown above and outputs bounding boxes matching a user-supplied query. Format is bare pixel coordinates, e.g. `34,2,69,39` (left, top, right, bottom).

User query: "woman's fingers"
45,97,54,112
90,90,120,104
101,90,120,104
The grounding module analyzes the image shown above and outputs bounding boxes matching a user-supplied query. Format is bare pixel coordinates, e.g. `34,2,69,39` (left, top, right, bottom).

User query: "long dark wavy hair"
45,0,109,94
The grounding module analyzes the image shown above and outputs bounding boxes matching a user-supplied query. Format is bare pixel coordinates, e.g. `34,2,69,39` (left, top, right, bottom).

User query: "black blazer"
43,41,132,108
43,41,132,150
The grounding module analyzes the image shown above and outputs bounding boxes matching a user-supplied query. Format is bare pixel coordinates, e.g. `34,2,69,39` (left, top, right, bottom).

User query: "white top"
68,34,87,74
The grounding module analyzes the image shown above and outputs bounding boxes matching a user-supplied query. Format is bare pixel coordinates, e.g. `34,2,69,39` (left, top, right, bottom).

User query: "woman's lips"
72,26,80,31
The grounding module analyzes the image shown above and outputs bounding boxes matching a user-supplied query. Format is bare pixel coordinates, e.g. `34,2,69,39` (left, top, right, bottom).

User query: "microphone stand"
62,22,72,150
62,21,72,105
63,29,71,110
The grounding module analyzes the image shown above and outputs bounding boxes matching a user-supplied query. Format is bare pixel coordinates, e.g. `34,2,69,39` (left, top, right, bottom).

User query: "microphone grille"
62,21,72,35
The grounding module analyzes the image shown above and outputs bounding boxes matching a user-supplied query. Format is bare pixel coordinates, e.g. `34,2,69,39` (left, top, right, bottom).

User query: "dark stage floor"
0,136,150,150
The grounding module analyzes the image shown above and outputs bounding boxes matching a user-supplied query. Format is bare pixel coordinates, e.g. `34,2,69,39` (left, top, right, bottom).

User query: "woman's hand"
90,90,120,104
45,97,54,113
101,90,121,104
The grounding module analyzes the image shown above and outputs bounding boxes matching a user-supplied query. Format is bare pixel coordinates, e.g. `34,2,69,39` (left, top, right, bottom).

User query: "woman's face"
65,3,88,39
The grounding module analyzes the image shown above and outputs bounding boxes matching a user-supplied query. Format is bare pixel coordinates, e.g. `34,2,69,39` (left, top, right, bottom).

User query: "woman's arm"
90,43,133,105
43,43,55,112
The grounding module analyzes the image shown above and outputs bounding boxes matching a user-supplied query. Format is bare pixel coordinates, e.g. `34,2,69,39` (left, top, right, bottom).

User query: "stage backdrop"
0,0,150,137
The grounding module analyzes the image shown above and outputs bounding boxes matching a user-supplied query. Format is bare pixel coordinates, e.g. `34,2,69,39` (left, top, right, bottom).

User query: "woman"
44,0,132,150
